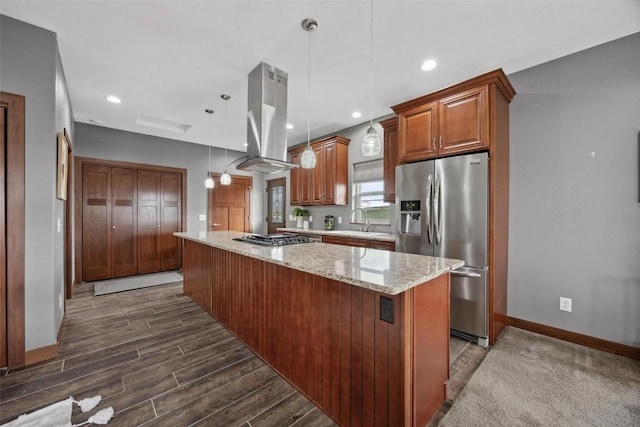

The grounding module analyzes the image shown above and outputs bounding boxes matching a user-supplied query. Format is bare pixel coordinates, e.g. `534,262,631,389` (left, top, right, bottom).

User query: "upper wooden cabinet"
380,117,398,203
289,135,350,206
392,69,515,163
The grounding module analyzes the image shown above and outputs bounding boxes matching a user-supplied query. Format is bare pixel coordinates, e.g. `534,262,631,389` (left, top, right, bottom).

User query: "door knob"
157,224,161,228
112,226,116,229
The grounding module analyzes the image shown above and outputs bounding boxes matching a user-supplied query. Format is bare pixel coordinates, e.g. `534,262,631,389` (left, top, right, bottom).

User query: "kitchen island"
175,231,463,426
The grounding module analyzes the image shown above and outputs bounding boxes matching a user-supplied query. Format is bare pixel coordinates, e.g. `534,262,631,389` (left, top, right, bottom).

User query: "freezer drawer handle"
451,270,482,278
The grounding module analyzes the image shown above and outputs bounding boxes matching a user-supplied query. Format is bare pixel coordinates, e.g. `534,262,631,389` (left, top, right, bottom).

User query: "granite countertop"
175,231,463,295
276,227,396,242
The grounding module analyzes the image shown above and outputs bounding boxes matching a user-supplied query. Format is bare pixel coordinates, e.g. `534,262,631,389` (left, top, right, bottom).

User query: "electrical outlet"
59,294,63,309
309,216,312,222
559,297,572,312
380,296,394,324
338,216,342,224
198,214,206,222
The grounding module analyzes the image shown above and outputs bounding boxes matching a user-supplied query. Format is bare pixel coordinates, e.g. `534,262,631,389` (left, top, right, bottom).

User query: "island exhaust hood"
236,62,299,174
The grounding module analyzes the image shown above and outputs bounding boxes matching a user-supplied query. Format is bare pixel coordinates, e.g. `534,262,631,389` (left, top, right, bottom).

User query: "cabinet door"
382,120,398,203
300,160,313,205
323,143,337,204
111,168,138,278
82,165,112,281
290,151,302,205
137,170,161,274
311,145,325,204
159,172,182,271
438,86,488,155
398,101,438,163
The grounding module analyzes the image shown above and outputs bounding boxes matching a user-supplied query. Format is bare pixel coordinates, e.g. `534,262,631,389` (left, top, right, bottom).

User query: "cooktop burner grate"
233,234,314,247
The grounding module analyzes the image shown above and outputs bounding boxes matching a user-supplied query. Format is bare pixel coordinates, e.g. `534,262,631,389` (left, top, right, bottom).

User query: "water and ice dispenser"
399,200,421,234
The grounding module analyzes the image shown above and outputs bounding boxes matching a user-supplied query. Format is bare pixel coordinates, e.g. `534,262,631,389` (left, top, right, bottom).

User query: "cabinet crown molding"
391,68,516,115
288,135,350,153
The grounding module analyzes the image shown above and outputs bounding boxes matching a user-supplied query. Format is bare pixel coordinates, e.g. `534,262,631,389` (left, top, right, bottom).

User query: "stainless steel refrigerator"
396,152,489,347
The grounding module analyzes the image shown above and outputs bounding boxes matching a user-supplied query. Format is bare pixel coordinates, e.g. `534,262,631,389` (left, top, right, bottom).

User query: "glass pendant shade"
300,145,316,169
220,171,231,185
204,175,214,189
362,126,381,156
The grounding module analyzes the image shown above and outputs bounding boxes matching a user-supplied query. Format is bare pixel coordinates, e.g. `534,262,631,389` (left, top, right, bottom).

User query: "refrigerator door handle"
434,174,442,244
426,174,433,244
451,270,482,278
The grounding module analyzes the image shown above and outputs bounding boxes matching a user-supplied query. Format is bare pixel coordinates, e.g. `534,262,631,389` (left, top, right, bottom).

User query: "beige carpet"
440,327,640,426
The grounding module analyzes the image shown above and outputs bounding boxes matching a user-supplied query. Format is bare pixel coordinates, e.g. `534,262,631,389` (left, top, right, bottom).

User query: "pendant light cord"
224,98,228,166
369,0,374,128
208,112,212,173
307,29,311,147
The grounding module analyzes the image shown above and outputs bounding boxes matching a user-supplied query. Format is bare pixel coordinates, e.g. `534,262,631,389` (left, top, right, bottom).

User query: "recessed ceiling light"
106,95,121,104
286,123,294,130
352,111,362,118
421,60,437,71
243,143,248,147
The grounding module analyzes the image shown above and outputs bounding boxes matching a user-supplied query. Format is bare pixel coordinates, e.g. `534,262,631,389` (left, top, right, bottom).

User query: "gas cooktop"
233,233,314,247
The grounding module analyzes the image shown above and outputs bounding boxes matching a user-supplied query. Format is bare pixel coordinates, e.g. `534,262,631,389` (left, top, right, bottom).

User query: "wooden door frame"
207,173,253,232
64,129,73,301
75,157,187,284
1,91,26,368
266,177,286,234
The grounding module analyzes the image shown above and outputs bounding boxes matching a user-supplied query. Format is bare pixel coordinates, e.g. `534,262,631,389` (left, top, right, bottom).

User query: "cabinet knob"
157,224,161,228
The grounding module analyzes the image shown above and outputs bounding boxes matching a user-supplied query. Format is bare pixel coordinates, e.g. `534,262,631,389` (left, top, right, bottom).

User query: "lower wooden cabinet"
323,235,395,251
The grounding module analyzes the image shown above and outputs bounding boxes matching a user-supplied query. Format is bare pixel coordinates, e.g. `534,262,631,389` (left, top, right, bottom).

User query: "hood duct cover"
236,62,299,174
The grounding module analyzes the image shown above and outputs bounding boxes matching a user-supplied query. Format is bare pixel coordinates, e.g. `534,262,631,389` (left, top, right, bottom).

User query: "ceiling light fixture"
106,95,121,104
204,109,215,189
300,18,318,169
352,111,362,119
362,0,381,157
421,59,438,71
220,94,232,186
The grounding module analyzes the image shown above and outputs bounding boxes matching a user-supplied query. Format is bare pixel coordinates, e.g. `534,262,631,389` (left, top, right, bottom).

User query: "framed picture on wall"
56,130,70,200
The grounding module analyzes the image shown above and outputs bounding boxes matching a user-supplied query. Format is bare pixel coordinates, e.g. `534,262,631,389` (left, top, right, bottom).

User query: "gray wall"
0,15,73,350
507,32,640,346
74,123,265,234
270,118,397,234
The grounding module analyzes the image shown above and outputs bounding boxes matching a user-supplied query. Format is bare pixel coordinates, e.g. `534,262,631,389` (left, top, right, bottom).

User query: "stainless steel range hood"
236,62,299,174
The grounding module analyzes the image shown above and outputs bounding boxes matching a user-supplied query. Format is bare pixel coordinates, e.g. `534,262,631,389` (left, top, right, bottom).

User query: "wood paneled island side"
175,231,463,426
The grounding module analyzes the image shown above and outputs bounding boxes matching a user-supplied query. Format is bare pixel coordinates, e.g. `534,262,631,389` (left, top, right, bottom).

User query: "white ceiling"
2,1,639,151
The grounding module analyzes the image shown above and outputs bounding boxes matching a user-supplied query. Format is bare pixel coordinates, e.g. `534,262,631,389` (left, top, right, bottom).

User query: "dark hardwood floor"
0,281,486,426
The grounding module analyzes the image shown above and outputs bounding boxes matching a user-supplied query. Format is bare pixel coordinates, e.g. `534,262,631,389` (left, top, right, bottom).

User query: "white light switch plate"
198,214,206,221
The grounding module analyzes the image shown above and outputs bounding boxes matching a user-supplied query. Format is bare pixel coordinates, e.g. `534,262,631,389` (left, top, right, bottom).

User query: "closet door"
111,168,137,277
82,165,111,281
159,172,182,271
137,170,161,274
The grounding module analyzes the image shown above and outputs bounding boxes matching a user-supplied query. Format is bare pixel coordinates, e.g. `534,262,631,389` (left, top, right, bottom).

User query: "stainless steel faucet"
350,208,370,232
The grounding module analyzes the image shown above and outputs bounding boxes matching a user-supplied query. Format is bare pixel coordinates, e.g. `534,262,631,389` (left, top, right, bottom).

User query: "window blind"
353,159,383,183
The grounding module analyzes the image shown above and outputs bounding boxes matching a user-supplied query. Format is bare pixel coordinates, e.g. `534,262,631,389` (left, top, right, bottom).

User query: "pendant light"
300,18,317,169
204,109,215,189
220,94,232,185
362,0,381,157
